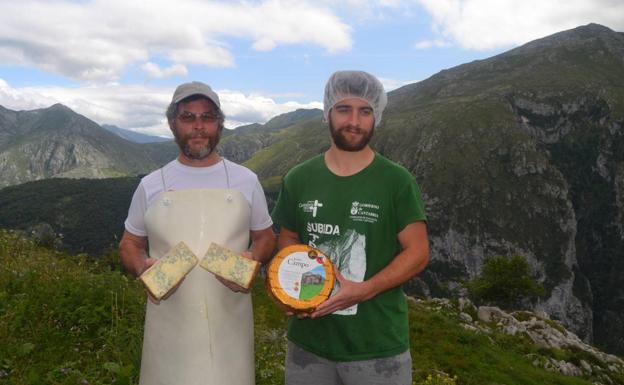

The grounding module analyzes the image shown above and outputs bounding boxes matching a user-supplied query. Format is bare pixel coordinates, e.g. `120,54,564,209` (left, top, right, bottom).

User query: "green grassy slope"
2,230,620,385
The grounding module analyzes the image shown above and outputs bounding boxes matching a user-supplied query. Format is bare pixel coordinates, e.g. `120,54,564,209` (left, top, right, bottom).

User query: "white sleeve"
124,182,148,237
250,179,273,231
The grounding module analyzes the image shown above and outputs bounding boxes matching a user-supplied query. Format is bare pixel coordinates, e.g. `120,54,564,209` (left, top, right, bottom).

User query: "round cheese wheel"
266,244,335,313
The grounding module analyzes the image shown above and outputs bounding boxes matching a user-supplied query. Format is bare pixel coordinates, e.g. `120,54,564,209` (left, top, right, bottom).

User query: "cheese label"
278,251,327,300
267,244,334,313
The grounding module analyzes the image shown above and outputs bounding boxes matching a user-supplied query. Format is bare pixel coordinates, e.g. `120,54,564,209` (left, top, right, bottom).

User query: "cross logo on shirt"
299,199,324,218
311,200,323,217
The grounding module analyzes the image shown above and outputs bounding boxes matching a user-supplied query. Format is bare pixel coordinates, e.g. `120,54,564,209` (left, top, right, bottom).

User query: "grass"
407,300,594,385
299,283,323,300
1,230,621,385
0,230,144,385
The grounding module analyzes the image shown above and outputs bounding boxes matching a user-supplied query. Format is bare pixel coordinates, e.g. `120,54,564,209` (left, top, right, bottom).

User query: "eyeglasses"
177,111,219,123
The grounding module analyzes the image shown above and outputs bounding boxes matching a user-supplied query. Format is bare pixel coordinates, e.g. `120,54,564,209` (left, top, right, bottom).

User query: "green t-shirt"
272,153,427,361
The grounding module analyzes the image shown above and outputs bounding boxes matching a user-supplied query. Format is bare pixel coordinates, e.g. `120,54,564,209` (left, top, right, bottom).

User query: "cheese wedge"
199,242,260,289
266,244,334,313
139,241,198,300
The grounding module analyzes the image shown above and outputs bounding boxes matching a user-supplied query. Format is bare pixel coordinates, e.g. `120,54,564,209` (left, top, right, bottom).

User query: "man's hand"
249,227,277,264
277,227,300,250
119,230,151,277
310,270,373,318
215,276,250,293
141,257,158,275
142,257,160,304
147,293,160,305
241,250,253,260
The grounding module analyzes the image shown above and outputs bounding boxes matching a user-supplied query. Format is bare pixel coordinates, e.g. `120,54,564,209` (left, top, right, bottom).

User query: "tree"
466,255,545,310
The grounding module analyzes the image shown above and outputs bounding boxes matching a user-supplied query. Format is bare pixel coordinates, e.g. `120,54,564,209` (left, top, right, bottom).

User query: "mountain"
221,24,624,354
0,109,325,255
0,104,178,188
0,104,320,189
0,23,622,355
219,108,323,178
378,23,624,354
101,124,171,143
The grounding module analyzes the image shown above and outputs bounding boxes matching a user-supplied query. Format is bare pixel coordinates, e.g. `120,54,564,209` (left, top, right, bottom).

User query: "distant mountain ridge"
0,105,320,188
219,108,323,170
0,104,177,187
101,124,171,143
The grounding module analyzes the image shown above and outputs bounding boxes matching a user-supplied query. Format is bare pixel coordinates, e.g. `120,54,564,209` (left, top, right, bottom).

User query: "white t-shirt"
124,158,273,237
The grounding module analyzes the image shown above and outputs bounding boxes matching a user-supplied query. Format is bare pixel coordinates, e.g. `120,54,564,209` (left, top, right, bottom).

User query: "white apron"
139,165,255,385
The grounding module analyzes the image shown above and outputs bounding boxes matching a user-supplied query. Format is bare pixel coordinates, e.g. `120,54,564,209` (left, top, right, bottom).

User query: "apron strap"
222,159,231,189
160,167,167,191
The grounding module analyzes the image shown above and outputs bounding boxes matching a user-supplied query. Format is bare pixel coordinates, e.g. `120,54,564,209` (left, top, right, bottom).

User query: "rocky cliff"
420,296,624,384
375,23,624,350
224,24,624,353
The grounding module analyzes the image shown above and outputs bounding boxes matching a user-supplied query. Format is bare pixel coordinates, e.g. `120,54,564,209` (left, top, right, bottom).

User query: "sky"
0,0,622,137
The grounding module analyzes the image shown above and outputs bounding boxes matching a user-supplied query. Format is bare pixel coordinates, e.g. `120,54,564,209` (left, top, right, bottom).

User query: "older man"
272,71,429,385
119,81,275,385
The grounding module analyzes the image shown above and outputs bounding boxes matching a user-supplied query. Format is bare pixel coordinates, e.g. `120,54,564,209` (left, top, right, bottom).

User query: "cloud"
0,79,322,136
414,39,451,49
317,0,415,21
0,79,59,111
220,90,322,127
378,77,419,91
415,0,624,50
0,0,352,83
252,38,278,52
142,63,189,79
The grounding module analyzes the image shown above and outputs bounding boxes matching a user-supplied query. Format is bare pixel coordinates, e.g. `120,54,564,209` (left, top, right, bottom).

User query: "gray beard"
174,131,220,160
181,141,214,160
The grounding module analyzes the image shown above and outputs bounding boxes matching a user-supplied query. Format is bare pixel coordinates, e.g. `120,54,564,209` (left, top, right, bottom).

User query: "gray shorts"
285,341,412,385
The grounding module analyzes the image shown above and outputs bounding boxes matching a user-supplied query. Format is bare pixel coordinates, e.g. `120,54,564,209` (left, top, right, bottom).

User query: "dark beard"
329,121,374,152
174,131,220,160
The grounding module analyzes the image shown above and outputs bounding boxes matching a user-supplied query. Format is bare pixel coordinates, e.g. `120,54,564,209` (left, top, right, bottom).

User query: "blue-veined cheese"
139,241,198,300
199,242,260,289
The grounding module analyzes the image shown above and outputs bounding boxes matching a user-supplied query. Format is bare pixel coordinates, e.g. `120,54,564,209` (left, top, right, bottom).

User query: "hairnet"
323,70,388,127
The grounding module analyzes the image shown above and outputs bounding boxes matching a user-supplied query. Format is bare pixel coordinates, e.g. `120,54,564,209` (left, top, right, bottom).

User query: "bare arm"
277,226,301,250
248,227,277,264
119,230,156,277
311,221,429,318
